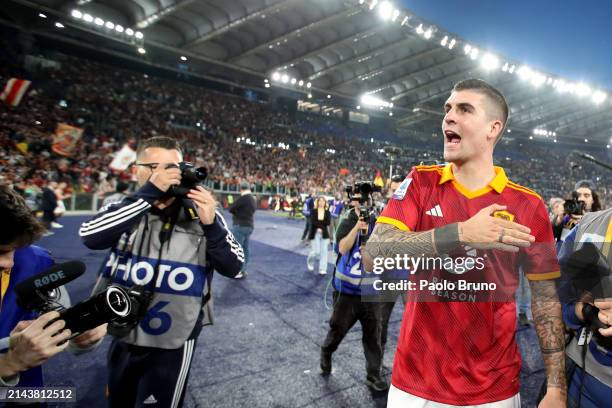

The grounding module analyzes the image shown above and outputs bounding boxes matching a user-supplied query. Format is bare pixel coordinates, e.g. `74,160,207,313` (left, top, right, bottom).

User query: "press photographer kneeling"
320,182,388,391
558,208,612,408
0,186,106,389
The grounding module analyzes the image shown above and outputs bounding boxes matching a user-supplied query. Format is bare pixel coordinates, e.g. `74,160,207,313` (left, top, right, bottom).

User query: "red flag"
339,168,350,176
52,123,83,157
0,78,31,107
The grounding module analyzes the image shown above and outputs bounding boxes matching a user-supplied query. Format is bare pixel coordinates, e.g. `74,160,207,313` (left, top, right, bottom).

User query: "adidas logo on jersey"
426,205,443,217
143,395,158,405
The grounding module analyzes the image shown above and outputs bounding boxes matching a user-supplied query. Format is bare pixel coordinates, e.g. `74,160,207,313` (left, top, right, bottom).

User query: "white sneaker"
51,222,64,229
43,230,55,236
306,254,315,271
318,270,327,275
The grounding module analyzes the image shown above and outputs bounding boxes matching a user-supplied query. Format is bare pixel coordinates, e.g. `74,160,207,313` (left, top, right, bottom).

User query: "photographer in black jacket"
229,181,256,279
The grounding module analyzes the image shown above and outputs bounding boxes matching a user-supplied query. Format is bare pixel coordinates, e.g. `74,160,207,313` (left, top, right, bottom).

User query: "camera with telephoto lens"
345,182,381,242
564,191,586,216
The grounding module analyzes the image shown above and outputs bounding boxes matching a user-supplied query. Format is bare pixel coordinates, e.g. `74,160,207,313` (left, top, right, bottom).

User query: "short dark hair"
136,136,183,158
0,186,45,247
453,78,508,131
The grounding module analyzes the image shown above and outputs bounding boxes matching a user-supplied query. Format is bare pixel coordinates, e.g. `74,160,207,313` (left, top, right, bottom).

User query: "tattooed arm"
363,223,440,272
363,203,535,272
529,279,567,408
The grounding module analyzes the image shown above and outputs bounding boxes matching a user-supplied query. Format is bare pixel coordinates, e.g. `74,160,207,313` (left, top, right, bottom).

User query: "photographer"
558,208,612,408
0,186,105,388
78,136,244,408
553,181,602,242
319,189,388,392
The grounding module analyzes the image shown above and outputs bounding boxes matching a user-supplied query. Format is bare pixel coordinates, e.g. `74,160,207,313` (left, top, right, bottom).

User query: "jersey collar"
439,163,508,194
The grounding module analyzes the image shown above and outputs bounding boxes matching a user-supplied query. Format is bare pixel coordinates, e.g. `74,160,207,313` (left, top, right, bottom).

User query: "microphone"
15,261,86,311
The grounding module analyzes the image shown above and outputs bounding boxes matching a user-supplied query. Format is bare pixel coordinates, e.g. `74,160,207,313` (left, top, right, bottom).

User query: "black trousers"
301,217,311,240
321,291,383,377
107,337,198,408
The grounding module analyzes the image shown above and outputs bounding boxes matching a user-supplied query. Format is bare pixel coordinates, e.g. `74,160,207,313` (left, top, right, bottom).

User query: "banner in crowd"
0,78,31,107
374,170,384,187
109,144,137,171
52,123,83,157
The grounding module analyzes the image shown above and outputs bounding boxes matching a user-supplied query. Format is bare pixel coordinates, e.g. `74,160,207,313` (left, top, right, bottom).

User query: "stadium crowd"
0,43,610,208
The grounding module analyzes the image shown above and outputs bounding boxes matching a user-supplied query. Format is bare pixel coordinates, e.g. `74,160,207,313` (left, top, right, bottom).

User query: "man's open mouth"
445,130,461,145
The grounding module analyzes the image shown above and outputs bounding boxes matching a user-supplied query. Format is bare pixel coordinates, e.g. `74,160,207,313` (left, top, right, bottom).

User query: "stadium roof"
5,0,612,147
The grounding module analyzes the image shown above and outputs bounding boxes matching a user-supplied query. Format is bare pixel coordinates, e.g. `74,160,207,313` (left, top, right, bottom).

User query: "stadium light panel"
360,94,392,108
83,13,93,23
356,105,360,109
272,72,280,81
531,72,546,87
378,1,394,20
469,48,479,60
584,138,588,142
306,82,312,88
463,44,472,55
480,53,499,70
389,112,393,116
529,136,533,140
501,62,509,72
416,24,424,34
115,25,124,33
607,145,610,149
55,22,64,28
518,66,532,81
440,36,448,46
508,65,516,74
105,21,114,29
180,56,187,61
125,28,134,36
39,13,47,18
94,17,104,26
281,74,289,83
424,28,433,39
400,16,409,26
391,9,400,22
291,78,297,84
298,80,304,86
575,82,592,97
327,95,331,99
71,10,82,19
135,31,143,39
264,83,270,88
307,93,312,98
448,38,456,49
137,47,146,54
370,0,379,10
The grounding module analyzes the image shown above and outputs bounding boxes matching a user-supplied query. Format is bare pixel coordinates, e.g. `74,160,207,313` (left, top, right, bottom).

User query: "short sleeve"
377,168,421,231
522,199,560,281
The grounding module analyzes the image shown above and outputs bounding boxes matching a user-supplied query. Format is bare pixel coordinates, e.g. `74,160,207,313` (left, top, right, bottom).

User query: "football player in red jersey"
364,79,565,408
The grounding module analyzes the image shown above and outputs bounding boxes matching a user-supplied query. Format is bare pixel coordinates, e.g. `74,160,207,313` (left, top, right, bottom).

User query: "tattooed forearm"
363,223,438,272
530,279,567,394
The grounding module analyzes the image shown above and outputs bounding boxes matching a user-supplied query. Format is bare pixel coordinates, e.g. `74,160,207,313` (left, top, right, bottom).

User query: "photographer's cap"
240,181,250,190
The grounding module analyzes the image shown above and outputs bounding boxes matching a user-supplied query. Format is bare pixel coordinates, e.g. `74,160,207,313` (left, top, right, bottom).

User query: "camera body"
564,191,586,216
345,181,381,242
107,285,153,337
166,162,207,197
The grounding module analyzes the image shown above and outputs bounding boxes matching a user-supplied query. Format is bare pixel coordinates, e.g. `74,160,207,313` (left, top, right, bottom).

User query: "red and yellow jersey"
378,163,559,405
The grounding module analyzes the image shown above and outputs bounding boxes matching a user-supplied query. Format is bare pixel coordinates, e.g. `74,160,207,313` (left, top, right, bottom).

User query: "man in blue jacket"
79,136,244,408
320,193,387,391
0,186,105,387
